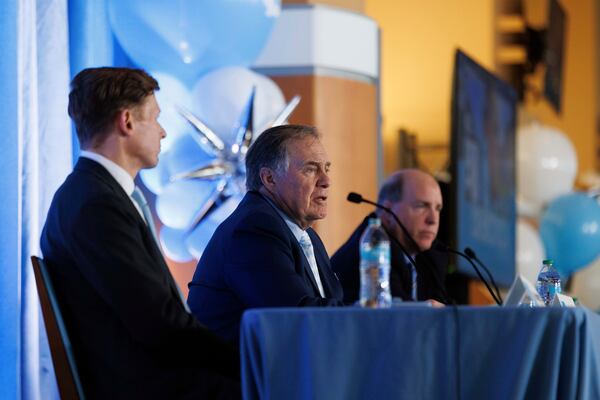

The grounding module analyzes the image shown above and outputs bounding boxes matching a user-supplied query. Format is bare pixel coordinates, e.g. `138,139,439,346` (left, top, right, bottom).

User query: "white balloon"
516,194,542,218
190,66,285,145
151,72,193,152
516,219,546,284
517,123,577,207
571,255,600,310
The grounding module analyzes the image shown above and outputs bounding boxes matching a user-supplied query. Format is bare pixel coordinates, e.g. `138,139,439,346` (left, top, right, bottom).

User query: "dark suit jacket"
187,191,344,343
331,213,449,304
40,158,239,399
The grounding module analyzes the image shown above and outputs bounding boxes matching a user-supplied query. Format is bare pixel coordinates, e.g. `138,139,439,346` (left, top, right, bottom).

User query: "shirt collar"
259,192,306,242
80,150,135,196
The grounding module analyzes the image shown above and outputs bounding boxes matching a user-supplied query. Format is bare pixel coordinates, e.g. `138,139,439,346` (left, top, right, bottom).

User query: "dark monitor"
543,0,567,113
449,50,517,287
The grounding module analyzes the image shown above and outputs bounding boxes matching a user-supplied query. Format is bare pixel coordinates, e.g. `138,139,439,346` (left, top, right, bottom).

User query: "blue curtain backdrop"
0,0,75,398
0,0,21,397
1,0,157,397
68,0,114,161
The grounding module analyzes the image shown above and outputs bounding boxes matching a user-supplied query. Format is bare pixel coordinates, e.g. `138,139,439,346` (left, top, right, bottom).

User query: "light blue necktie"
299,232,325,297
131,186,191,313
131,186,160,247
410,263,418,301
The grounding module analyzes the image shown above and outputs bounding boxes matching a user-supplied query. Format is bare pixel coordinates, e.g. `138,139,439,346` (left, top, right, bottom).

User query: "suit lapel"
308,229,337,297
76,158,183,302
251,192,323,296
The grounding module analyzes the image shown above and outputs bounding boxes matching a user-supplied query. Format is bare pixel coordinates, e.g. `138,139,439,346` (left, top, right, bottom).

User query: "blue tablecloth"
240,306,600,400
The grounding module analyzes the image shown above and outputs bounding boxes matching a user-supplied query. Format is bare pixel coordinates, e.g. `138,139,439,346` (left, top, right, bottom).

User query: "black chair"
31,256,85,399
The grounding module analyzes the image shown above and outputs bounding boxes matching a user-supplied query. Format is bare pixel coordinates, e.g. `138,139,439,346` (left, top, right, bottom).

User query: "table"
240,306,600,400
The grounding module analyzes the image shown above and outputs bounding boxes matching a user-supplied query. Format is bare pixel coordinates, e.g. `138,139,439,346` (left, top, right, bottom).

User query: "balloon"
139,129,213,195
156,179,218,229
516,194,542,218
539,193,600,277
164,132,214,179
160,226,194,263
107,0,280,83
185,219,221,260
516,219,545,283
151,72,193,152
190,66,285,144
185,194,243,258
570,256,600,310
139,156,171,195
517,123,577,207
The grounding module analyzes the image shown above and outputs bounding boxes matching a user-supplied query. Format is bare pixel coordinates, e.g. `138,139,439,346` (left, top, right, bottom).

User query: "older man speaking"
187,124,344,343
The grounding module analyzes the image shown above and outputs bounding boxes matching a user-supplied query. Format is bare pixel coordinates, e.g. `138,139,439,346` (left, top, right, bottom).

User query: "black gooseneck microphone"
347,192,451,304
433,242,502,305
464,247,503,304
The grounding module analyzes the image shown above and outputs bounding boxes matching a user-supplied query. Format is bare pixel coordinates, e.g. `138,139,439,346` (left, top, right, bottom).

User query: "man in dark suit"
188,125,344,343
331,169,448,305
40,67,239,399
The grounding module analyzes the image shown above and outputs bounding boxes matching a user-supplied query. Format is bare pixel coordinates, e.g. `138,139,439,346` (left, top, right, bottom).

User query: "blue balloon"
185,194,243,259
540,193,600,277
160,226,194,263
156,179,218,230
139,153,171,195
107,0,281,84
164,132,213,179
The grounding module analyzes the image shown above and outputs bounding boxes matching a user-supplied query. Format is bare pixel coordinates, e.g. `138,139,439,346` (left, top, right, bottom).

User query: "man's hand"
426,299,445,308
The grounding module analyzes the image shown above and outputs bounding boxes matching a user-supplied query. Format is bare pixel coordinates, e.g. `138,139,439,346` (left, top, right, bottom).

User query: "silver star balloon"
156,89,300,260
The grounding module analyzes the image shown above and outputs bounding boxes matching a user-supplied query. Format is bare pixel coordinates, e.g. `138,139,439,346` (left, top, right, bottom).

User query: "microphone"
347,192,363,204
464,247,503,304
434,241,501,305
346,192,451,304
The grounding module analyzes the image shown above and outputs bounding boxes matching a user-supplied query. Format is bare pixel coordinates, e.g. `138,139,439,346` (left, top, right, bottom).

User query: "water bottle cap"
368,218,381,226
543,259,553,265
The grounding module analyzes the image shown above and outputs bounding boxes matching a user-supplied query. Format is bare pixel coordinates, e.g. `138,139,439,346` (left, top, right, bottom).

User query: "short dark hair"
377,171,406,204
68,67,159,148
245,124,320,191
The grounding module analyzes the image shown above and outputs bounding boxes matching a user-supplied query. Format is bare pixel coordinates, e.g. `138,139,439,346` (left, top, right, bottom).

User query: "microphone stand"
347,193,452,304
440,245,501,305
464,248,503,304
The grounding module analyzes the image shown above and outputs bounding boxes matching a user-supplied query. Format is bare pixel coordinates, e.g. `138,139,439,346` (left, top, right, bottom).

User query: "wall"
364,0,495,175
522,0,598,179
365,0,598,181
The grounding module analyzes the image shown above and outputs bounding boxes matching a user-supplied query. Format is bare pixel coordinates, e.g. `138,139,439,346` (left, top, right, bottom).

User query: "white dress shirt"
79,150,145,222
262,195,326,297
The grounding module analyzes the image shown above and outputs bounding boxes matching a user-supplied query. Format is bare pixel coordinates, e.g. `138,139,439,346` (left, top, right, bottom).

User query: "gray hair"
245,124,320,191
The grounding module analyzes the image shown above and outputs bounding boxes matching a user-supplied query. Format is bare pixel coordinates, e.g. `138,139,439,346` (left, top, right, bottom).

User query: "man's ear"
379,200,394,226
259,167,277,190
382,199,393,210
116,108,134,137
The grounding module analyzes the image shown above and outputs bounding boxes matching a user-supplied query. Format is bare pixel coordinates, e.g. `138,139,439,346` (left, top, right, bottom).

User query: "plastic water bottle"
536,259,561,306
359,218,392,308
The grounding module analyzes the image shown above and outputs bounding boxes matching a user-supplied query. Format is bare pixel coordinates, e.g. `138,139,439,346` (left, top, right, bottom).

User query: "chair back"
31,256,85,399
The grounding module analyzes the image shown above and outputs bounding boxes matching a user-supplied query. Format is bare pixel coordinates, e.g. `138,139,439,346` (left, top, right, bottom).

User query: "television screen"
544,0,566,113
449,50,517,287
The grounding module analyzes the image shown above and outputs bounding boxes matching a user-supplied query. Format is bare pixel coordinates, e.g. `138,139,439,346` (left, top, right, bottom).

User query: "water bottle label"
360,243,391,265
359,243,391,308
